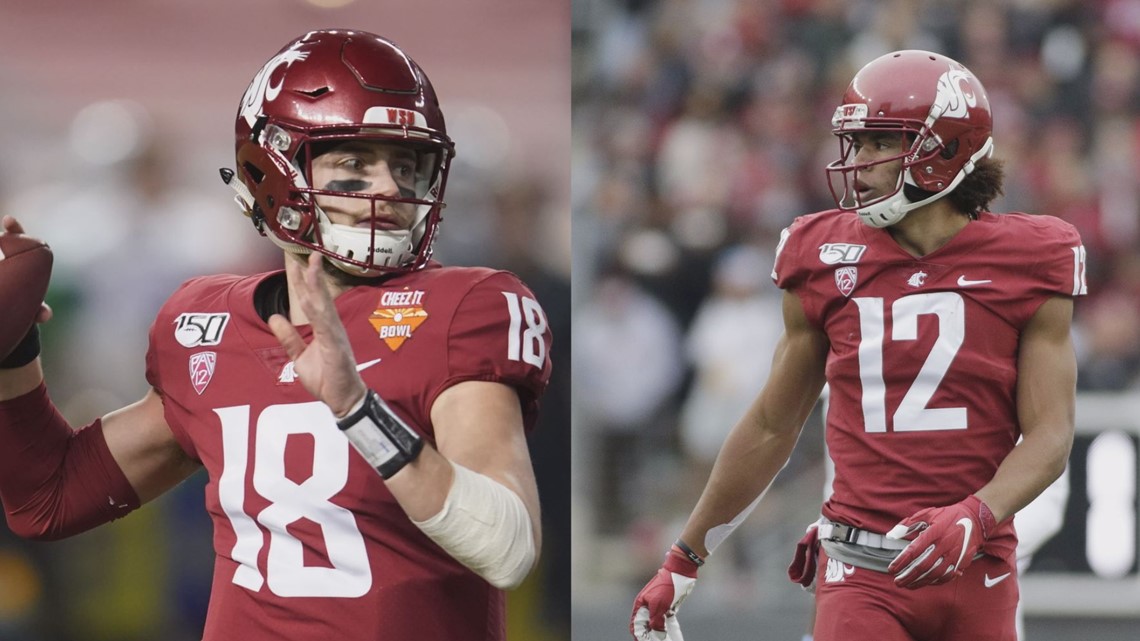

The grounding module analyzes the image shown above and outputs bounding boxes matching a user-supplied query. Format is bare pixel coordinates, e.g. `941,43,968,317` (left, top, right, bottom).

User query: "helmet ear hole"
940,139,960,160
243,162,265,185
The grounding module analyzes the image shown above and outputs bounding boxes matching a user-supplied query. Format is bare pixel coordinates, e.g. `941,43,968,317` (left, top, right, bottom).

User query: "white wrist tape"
412,461,536,590
704,490,766,554
336,389,423,479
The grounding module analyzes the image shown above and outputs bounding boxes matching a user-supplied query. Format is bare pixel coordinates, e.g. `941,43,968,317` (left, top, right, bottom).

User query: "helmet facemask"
234,119,452,277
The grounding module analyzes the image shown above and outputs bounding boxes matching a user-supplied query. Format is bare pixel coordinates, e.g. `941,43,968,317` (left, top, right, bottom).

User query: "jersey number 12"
854,292,967,432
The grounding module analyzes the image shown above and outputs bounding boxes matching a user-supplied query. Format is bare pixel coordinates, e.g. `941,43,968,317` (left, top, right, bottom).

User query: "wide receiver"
0,30,552,640
631,50,1084,641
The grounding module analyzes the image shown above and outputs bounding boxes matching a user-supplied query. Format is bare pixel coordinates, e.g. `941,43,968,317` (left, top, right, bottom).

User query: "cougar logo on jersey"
278,360,297,384
825,556,857,581
824,557,856,583
907,271,928,287
369,289,429,351
819,243,867,265
189,351,217,395
174,313,230,348
835,267,858,297
239,42,310,127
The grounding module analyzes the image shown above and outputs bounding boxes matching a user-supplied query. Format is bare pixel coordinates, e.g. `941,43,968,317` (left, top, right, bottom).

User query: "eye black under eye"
325,179,371,192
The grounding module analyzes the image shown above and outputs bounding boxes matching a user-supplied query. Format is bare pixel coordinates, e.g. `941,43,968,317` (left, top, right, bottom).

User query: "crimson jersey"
144,264,552,641
773,211,1085,560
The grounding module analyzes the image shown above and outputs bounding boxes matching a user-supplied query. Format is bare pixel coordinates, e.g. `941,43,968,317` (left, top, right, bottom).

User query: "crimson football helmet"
826,50,994,228
223,30,455,275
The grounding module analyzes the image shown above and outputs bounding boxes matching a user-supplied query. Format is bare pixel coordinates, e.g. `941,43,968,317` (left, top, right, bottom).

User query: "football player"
631,50,1085,641
0,30,552,641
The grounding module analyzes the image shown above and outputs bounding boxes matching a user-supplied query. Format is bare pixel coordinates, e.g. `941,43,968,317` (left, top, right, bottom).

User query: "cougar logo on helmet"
935,67,978,120
239,44,310,127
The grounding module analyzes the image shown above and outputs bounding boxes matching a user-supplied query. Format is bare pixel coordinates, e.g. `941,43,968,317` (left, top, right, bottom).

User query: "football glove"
787,522,820,592
630,544,700,641
886,494,997,589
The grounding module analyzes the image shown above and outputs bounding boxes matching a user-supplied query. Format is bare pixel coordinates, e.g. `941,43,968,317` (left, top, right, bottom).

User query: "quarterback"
0,30,552,640
631,50,1084,641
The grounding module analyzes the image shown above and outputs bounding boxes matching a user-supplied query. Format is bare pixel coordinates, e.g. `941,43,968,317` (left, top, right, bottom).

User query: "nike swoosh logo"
356,358,383,372
957,275,992,287
984,572,1011,588
951,517,973,573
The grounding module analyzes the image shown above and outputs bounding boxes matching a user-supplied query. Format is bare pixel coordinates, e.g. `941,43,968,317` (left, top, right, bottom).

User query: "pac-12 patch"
189,351,217,395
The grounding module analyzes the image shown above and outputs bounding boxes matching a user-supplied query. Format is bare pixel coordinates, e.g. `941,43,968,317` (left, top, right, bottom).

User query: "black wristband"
336,389,424,479
674,538,705,567
0,324,40,369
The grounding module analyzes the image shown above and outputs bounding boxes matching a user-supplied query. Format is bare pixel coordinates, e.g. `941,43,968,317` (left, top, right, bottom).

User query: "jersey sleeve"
431,271,553,432
143,277,216,461
1029,216,1088,299
766,216,811,291
771,214,835,328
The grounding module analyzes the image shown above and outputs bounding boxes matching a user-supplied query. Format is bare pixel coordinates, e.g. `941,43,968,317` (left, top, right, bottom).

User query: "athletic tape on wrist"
0,324,40,369
704,490,766,554
335,389,423,479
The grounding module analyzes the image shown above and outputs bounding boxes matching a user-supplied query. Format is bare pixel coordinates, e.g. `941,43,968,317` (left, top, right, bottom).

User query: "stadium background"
0,1,569,640
572,0,1140,639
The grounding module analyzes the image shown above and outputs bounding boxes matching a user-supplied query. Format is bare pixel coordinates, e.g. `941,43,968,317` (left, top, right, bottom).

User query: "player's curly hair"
945,156,1005,215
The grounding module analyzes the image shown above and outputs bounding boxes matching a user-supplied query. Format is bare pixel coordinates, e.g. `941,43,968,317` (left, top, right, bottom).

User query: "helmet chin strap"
856,136,994,228
315,201,433,277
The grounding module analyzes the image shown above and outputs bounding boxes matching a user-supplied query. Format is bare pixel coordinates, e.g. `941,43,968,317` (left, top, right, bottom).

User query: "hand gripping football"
0,232,53,360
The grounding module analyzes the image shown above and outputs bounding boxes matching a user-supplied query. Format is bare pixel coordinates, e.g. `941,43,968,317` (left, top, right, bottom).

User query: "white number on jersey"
216,402,371,597
854,292,967,432
1071,244,1088,296
503,292,548,368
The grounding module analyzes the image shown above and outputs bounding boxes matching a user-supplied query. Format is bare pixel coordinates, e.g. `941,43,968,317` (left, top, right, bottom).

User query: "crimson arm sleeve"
0,383,140,540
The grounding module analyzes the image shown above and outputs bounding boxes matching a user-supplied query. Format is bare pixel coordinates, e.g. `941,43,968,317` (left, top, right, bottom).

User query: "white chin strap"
856,136,994,229
317,215,420,276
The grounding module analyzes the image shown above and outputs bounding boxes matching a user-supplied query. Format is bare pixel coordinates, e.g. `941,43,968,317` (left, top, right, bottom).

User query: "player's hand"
886,495,996,589
1,216,53,324
268,252,366,416
630,546,699,641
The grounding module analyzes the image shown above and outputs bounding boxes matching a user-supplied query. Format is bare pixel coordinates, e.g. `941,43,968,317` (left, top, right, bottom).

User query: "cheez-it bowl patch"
369,290,428,351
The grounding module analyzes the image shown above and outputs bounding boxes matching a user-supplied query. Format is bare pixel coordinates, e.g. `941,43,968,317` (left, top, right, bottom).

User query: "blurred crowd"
572,0,1140,605
0,99,570,641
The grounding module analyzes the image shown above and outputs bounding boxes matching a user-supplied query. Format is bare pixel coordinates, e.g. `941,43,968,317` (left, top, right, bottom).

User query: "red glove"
886,495,997,589
630,545,700,640
787,522,820,590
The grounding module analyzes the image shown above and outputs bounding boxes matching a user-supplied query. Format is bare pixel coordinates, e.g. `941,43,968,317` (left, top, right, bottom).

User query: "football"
0,233,53,360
